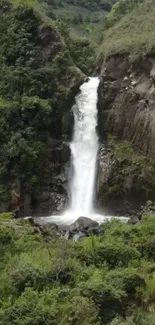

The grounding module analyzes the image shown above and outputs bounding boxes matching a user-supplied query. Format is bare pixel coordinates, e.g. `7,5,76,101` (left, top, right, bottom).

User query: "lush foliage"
98,0,155,59
0,213,13,220
56,20,96,74
100,137,155,209
39,0,118,37
0,0,82,209
103,0,144,29
1,216,155,324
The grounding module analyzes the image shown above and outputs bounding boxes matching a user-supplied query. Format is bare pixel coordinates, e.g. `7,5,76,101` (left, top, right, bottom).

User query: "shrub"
0,213,13,220
77,235,140,268
78,275,126,323
0,287,100,325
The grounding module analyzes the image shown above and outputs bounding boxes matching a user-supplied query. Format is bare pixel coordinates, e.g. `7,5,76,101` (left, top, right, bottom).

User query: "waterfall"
36,77,129,225
69,77,100,216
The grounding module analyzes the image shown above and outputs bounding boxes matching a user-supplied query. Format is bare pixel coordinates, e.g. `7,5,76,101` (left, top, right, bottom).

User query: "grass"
9,0,38,7
99,0,155,60
0,213,13,220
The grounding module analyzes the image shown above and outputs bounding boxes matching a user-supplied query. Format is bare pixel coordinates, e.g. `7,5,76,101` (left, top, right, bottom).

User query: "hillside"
39,0,117,36
99,0,155,59
1,1,155,325
97,0,155,215
0,0,85,216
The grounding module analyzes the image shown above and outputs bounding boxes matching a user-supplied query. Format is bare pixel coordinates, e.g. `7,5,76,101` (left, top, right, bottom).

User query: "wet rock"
140,200,155,218
24,216,35,226
35,191,53,215
48,141,71,164
64,230,71,240
69,217,99,232
86,226,100,235
128,215,139,225
50,192,67,214
62,110,74,141
72,232,86,242
29,139,70,216
23,195,32,216
34,217,58,230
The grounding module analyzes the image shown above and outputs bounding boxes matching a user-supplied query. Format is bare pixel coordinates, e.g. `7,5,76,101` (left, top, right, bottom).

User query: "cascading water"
69,77,100,216
36,77,128,225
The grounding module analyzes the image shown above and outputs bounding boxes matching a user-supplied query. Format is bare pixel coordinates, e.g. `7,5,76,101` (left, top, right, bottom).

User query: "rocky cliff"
97,54,155,215
96,0,155,216
99,54,155,157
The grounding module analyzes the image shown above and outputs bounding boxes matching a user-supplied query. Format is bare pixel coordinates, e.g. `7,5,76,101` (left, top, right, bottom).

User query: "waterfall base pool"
34,213,129,226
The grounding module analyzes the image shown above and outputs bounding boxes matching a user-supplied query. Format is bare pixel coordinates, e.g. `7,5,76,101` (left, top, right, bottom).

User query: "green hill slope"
39,0,117,37
0,0,84,213
99,0,155,59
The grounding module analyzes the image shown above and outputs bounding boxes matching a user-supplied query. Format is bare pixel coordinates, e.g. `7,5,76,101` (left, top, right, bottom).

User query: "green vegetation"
99,0,155,59
0,0,84,208
112,138,155,198
103,0,143,29
1,216,155,324
100,137,155,205
39,0,118,37
1,1,155,323
0,213,13,220
56,20,96,74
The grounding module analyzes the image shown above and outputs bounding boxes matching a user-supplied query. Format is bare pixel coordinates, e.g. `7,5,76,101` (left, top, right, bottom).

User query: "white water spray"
69,77,99,215
36,77,129,225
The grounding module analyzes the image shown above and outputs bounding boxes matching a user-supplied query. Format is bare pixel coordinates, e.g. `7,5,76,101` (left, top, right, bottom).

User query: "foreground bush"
0,216,155,323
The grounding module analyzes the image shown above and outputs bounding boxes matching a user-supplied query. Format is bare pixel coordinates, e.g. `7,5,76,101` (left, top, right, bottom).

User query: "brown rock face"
97,54,155,215
30,140,71,216
37,25,61,61
98,54,155,157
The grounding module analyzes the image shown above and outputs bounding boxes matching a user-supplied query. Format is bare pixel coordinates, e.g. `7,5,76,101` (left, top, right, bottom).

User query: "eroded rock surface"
97,54,155,215
98,54,155,157
31,140,71,216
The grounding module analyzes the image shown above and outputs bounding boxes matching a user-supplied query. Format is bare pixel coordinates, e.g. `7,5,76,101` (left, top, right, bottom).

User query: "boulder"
24,216,35,226
69,217,99,232
128,215,139,225
139,200,155,218
72,232,86,242
86,226,100,235
63,230,71,240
